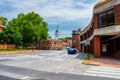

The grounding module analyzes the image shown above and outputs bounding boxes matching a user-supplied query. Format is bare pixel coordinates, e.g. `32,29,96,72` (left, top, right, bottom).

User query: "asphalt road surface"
0,50,120,80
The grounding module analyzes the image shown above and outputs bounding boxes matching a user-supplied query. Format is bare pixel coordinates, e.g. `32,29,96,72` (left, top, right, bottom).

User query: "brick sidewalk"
83,57,120,68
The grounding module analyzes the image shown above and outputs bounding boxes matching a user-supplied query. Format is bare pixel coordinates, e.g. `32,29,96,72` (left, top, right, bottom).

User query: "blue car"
67,48,77,54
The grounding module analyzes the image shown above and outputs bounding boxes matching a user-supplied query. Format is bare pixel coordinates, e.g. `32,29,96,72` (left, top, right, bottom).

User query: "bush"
84,55,89,60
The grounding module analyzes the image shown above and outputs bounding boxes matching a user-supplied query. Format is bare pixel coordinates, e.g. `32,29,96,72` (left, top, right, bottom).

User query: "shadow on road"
0,75,19,80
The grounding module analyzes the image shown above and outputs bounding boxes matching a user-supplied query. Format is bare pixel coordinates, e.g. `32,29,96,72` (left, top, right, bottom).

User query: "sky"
0,0,99,39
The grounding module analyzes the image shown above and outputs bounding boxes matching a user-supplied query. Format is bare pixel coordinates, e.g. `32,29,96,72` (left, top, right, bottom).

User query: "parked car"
55,47,61,50
67,48,77,54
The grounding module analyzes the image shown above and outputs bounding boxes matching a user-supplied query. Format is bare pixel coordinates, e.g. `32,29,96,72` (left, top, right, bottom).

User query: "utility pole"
32,36,35,51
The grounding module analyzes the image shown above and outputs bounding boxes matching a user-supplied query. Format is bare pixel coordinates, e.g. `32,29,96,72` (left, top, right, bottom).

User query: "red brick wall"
72,34,80,50
94,36,101,57
41,40,64,50
115,4,120,25
93,14,98,29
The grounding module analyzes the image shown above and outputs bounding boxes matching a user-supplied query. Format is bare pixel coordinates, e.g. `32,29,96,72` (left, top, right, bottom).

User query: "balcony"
94,25,120,36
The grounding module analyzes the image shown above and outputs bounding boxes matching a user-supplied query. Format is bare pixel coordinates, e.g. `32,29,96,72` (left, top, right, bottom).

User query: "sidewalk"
0,50,40,55
83,57,120,68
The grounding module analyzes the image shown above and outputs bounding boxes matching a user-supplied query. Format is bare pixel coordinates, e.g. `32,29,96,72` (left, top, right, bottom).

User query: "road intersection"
0,50,120,80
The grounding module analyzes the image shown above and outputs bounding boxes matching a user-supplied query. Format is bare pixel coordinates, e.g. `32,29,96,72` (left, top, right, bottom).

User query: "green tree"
0,27,22,49
0,16,8,26
65,37,72,40
58,38,65,40
58,37,72,40
8,12,49,46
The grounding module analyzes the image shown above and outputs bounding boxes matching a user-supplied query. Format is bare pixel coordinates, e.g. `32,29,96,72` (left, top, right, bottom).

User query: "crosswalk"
84,66,120,79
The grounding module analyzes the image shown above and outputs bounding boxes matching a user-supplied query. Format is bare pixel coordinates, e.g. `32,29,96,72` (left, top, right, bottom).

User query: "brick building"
63,40,72,47
72,29,81,50
40,39,64,50
79,0,120,58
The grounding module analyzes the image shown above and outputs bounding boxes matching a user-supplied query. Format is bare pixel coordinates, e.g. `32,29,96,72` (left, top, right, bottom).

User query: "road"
0,50,120,80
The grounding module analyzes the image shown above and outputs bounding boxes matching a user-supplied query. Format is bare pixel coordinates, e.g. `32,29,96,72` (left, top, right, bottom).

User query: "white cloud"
0,0,98,25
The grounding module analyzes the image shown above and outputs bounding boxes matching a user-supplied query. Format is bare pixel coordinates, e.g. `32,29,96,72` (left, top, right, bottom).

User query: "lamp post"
32,36,35,51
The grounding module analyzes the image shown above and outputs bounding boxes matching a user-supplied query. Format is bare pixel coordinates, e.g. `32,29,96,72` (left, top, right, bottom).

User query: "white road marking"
55,72,60,73
20,76,29,79
56,66,61,69
84,73,120,79
84,66,120,79
68,68,74,71
86,70,120,75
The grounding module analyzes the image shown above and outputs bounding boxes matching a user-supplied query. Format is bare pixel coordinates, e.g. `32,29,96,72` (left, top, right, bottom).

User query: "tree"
65,37,72,40
58,38,65,40
58,37,72,40
8,12,49,46
0,27,22,49
0,16,8,26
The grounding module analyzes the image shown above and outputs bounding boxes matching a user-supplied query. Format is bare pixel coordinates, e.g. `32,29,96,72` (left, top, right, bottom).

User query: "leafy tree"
0,27,22,48
58,37,72,40
0,16,8,26
58,38,65,40
8,12,49,46
65,37,72,40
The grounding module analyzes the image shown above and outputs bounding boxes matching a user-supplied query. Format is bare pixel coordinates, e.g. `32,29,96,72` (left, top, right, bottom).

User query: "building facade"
72,29,81,50
79,0,120,58
40,39,64,50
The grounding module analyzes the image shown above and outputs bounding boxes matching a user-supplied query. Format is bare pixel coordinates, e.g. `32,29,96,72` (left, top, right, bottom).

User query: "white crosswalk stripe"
84,66,120,79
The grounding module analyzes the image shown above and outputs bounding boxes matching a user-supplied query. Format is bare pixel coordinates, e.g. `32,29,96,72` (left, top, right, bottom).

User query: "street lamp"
32,36,35,51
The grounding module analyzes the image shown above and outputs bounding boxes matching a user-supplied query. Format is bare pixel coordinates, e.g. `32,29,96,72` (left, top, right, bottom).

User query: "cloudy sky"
0,0,98,38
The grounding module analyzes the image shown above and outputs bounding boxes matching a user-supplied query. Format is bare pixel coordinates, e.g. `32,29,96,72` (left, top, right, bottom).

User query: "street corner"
82,60,100,66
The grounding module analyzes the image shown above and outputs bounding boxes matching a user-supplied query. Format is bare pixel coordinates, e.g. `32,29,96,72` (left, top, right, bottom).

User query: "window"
117,37,120,50
107,9,114,26
98,9,114,28
98,12,107,27
73,40,76,43
80,36,83,41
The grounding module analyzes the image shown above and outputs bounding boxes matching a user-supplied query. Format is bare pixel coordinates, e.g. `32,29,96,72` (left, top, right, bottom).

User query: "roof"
94,0,112,8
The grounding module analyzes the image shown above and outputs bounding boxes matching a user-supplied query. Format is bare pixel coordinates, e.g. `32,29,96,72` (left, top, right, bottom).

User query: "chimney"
78,28,81,32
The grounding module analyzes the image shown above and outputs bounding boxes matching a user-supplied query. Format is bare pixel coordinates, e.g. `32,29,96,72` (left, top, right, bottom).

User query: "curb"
82,60,100,66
